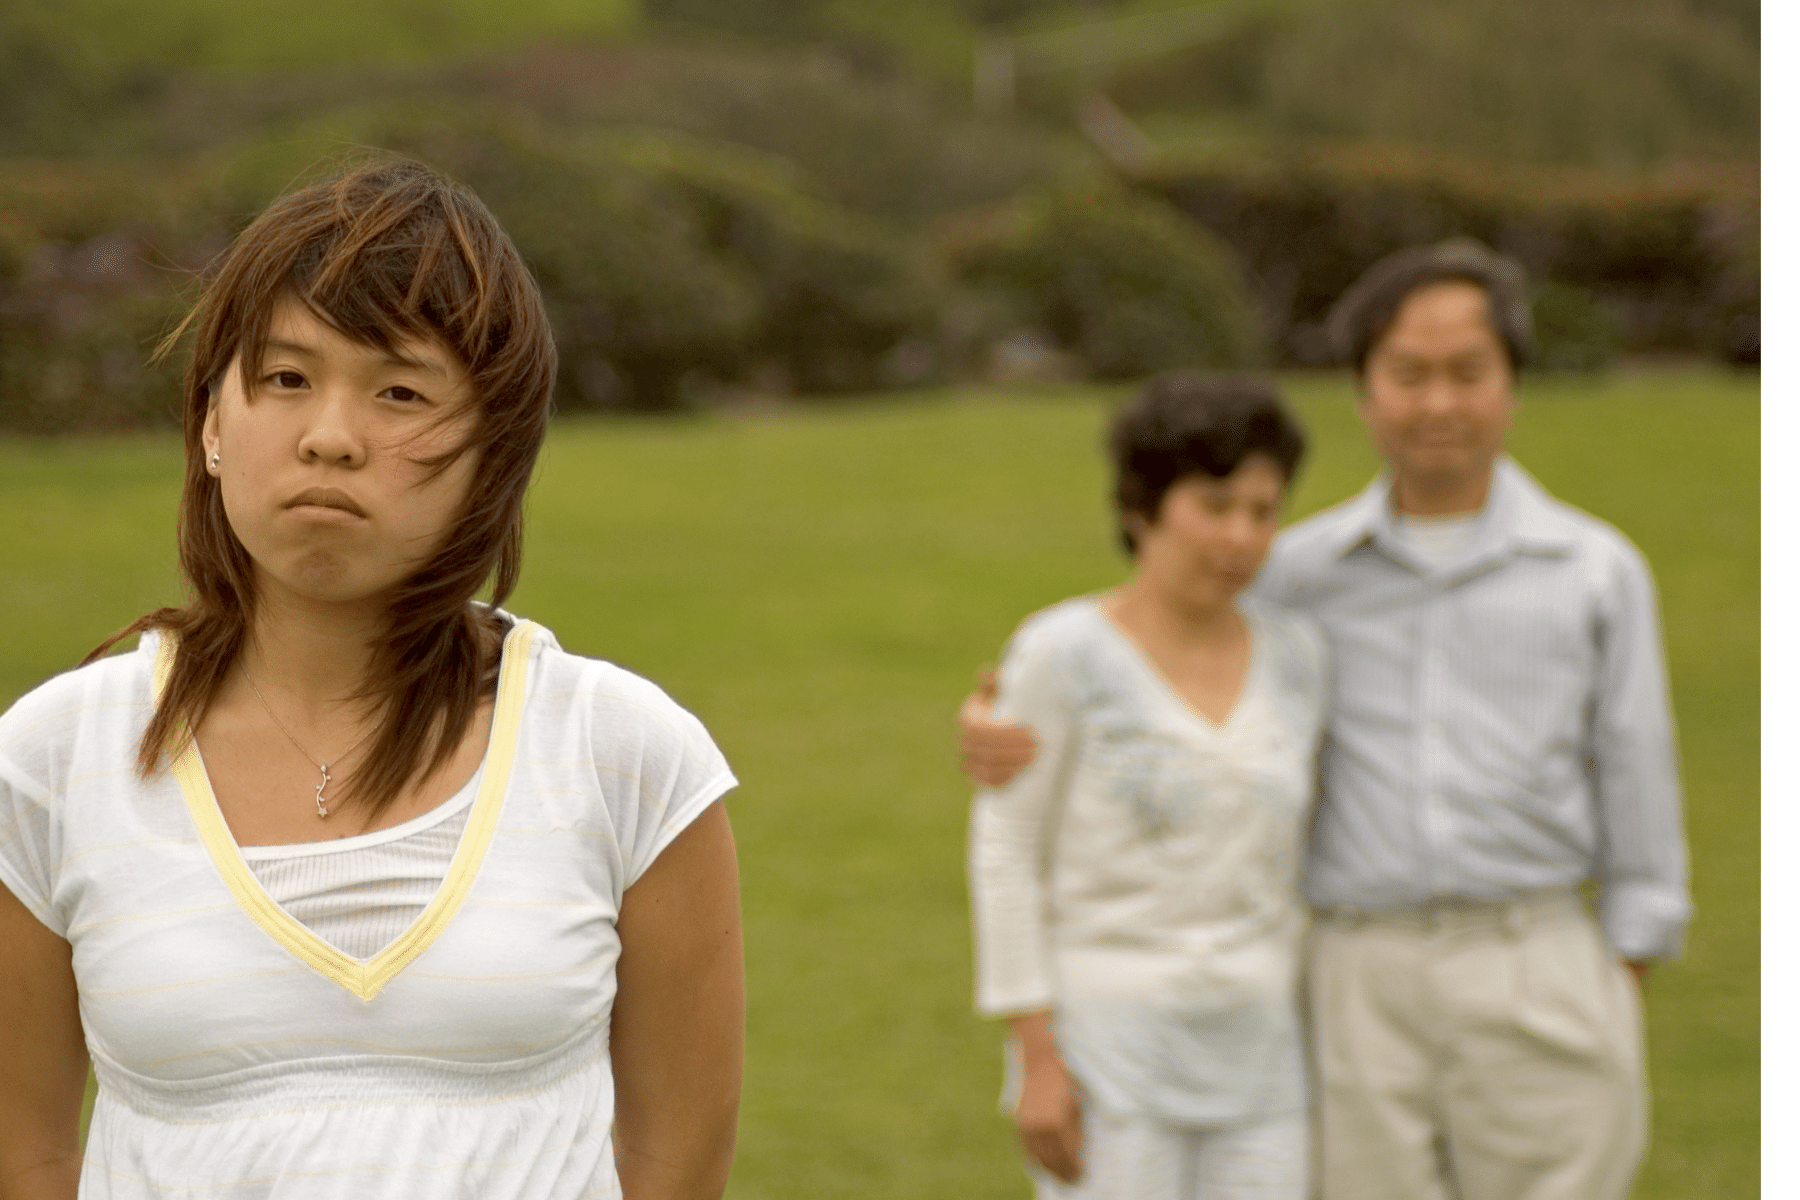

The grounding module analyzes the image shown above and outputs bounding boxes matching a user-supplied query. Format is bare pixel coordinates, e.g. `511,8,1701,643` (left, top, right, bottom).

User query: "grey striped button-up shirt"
1254,457,1691,960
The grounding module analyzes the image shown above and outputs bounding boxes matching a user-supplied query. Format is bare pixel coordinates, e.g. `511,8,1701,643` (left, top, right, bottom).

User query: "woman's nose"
296,391,366,467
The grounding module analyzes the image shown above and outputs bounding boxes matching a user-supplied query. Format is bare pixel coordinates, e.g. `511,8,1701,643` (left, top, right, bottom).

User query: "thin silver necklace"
239,663,379,819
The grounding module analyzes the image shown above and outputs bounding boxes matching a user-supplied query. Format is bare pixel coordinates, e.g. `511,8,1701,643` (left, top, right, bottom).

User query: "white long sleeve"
963,597,1328,1126
968,613,1079,1015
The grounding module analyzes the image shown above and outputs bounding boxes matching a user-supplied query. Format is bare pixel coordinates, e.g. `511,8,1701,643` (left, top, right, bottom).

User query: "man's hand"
1010,1012,1085,1183
957,666,1040,789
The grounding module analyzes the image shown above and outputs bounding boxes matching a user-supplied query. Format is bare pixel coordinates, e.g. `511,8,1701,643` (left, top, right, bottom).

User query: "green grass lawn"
1,368,1756,1197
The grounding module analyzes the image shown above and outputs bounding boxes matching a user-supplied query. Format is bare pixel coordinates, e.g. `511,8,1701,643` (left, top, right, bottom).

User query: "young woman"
967,374,1325,1200
0,160,743,1200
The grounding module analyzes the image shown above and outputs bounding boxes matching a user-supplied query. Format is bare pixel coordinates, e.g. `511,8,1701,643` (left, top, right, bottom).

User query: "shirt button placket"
1416,581,1451,899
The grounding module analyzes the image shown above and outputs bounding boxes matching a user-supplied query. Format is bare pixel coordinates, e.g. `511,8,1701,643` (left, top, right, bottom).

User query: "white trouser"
1029,1107,1309,1200
1306,887,1646,1200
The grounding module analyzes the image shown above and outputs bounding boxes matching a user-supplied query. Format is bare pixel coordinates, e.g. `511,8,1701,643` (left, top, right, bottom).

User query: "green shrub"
1134,146,1758,366
213,105,952,405
0,284,182,434
1531,283,1623,373
473,42,1060,228
605,131,939,392
1259,0,1757,170
0,164,205,433
943,180,1260,380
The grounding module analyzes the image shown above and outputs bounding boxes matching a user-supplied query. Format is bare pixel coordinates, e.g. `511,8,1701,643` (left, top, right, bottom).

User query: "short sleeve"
0,685,68,935
580,665,737,890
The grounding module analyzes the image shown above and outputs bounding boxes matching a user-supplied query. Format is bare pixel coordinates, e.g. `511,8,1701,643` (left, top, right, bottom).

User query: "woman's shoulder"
514,622,734,842
0,635,156,761
1006,595,1107,657
516,621,721,756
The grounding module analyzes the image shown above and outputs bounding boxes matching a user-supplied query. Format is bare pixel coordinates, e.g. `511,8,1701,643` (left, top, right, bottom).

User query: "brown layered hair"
86,157,558,818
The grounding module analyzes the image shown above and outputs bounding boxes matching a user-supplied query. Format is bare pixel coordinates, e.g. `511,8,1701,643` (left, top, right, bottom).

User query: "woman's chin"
259,555,399,609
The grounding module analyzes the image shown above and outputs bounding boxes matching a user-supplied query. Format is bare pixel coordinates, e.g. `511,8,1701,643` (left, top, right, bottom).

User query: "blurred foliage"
1256,0,1757,170
1530,283,1625,375
463,43,1062,228
1017,0,1755,172
216,105,762,411
0,164,214,434
1134,144,1758,366
187,103,941,410
942,180,1259,380
0,0,1760,428
0,0,637,157
604,131,940,393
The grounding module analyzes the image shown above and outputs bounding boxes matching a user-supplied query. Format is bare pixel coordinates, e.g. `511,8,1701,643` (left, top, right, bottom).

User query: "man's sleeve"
967,624,1078,1016
1589,540,1692,960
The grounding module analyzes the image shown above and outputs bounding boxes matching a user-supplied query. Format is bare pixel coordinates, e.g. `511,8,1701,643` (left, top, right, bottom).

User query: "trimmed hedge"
1132,146,1759,368
0,165,207,433
940,180,1261,381
600,131,940,394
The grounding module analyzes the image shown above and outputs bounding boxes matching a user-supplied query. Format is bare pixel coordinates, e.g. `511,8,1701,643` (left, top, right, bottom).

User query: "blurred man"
957,239,1690,1200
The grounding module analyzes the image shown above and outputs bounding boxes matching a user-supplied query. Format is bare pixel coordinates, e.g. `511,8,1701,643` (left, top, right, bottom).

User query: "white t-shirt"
0,619,735,1199
969,596,1328,1126
1392,509,1481,568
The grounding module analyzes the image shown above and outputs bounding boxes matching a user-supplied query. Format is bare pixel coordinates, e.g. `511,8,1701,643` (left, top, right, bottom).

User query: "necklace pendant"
315,764,331,819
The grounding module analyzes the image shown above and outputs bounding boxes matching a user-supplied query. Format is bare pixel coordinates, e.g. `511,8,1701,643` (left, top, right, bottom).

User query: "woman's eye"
384,386,422,402
270,371,305,389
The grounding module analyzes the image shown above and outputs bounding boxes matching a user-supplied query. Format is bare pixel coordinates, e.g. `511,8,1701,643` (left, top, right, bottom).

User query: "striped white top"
970,596,1329,1125
242,778,477,962
0,619,736,1199
1254,457,1690,960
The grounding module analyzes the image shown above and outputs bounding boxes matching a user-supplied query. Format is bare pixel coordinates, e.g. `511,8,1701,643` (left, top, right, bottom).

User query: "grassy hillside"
2,369,1757,1197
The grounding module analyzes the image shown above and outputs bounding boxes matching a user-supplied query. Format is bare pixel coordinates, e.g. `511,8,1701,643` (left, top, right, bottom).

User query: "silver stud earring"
209,451,221,471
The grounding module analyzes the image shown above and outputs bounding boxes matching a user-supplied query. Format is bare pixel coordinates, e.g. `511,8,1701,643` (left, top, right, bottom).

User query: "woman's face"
201,297,480,611
1132,453,1287,610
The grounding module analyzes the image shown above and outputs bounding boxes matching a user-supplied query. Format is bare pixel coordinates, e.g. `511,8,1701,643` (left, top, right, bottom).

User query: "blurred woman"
968,373,1325,1200
0,159,742,1200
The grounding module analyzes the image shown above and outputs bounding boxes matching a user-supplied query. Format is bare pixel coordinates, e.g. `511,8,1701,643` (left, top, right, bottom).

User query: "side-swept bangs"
102,157,559,818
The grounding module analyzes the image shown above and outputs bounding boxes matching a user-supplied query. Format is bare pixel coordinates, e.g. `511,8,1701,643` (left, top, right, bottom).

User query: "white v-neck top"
969,595,1328,1126
241,771,479,962
0,619,736,1199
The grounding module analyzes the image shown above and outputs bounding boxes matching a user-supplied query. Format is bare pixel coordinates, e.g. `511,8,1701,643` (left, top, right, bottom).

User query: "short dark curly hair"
1107,371,1307,555
1327,238,1534,376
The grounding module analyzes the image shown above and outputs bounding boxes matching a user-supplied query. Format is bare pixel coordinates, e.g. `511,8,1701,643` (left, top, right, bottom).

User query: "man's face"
1358,280,1516,498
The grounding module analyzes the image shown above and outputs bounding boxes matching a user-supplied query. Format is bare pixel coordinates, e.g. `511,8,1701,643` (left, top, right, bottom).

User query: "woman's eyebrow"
264,337,451,379
264,337,320,359
381,351,452,378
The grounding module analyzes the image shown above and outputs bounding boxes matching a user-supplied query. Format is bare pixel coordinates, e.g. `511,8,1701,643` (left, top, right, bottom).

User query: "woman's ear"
201,385,221,473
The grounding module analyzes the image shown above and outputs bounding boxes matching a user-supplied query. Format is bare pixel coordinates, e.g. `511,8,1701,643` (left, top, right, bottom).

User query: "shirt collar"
1328,456,1579,572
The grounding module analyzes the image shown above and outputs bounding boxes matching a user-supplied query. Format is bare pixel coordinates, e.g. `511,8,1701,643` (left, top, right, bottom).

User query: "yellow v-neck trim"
154,621,537,1002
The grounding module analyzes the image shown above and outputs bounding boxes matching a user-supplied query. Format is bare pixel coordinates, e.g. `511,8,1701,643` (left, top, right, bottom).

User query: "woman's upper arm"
0,877,87,1200
968,624,1080,1016
609,801,743,1200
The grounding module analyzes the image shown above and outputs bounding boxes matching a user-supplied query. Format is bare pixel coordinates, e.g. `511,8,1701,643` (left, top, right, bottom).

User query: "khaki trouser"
1029,1109,1309,1200
1306,888,1646,1200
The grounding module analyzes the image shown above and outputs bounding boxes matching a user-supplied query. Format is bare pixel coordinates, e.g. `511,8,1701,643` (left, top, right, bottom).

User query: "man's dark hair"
1107,371,1307,555
1327,238,1534,376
